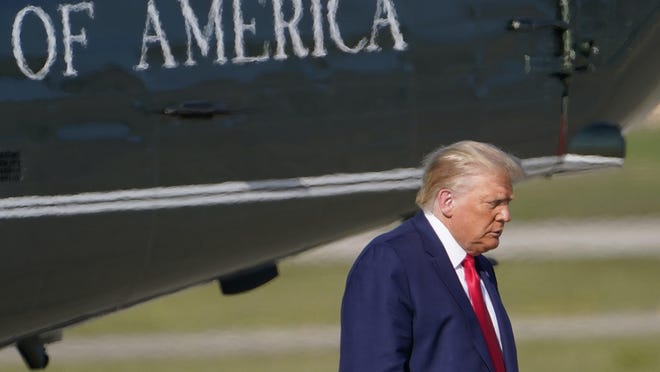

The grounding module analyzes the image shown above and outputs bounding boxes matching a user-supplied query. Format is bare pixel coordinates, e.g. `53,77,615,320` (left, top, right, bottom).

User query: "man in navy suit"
340,141,524,372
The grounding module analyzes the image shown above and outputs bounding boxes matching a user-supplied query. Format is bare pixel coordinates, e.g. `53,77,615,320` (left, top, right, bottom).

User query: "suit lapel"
411,212,496,371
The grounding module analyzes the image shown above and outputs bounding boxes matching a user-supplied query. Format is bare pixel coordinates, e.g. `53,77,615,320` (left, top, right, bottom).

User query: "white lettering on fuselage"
179,0,227,65
272,0,308,60
10,0,408,80
368,0,407,52
135,0,178,70
12,6,58,80
327,0,366,54
59,2,95,77
232,0,271,63
310,0,326,57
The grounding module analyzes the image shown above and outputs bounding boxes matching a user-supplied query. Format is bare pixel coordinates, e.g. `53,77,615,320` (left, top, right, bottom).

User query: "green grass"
519,336,660,372
498,258,660,316
511,127,660,220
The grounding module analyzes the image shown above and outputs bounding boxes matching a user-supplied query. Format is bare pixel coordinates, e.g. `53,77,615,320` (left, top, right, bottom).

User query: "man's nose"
497,205,511,223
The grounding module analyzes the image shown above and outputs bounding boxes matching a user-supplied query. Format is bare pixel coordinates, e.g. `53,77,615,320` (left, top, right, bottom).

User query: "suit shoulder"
344,219,419,310
352,218,423,269
371,218,422,249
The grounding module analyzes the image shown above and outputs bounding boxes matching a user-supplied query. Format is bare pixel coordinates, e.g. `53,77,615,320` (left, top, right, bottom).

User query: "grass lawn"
518,336,660,372
498,258,660,316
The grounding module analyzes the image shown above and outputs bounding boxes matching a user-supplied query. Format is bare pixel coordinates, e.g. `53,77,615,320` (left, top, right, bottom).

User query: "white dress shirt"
424,211,503,348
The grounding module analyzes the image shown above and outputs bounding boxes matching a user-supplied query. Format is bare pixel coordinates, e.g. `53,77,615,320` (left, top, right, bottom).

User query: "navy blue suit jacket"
339,211,518,372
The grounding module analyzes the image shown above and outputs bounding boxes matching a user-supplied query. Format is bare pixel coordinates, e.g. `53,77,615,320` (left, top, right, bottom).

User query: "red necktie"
463,254,506,372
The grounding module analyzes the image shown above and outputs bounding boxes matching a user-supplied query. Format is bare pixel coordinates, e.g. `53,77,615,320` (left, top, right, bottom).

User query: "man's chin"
480,240,500,253
469,243,499,256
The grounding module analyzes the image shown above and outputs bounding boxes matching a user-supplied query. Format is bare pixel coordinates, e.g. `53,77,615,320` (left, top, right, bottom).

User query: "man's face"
446,172,514,256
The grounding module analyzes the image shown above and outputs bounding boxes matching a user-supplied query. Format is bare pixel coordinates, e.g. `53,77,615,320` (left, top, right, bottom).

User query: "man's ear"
436,189,454,217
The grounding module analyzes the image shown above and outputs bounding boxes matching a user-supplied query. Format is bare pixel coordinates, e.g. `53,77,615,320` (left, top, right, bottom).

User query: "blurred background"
1,116,659,371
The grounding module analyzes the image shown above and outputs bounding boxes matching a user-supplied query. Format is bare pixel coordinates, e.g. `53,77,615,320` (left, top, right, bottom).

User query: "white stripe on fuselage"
0,154,623,219
0,168,423,219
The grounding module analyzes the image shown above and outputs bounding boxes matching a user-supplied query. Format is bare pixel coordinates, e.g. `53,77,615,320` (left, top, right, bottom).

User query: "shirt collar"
424,211,467,270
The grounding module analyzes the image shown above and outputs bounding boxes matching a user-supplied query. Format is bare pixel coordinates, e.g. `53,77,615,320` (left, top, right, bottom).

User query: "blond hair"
415,141,525,210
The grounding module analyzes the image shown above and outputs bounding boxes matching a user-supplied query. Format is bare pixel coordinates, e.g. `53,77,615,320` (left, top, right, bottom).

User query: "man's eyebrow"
486,196,513,204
